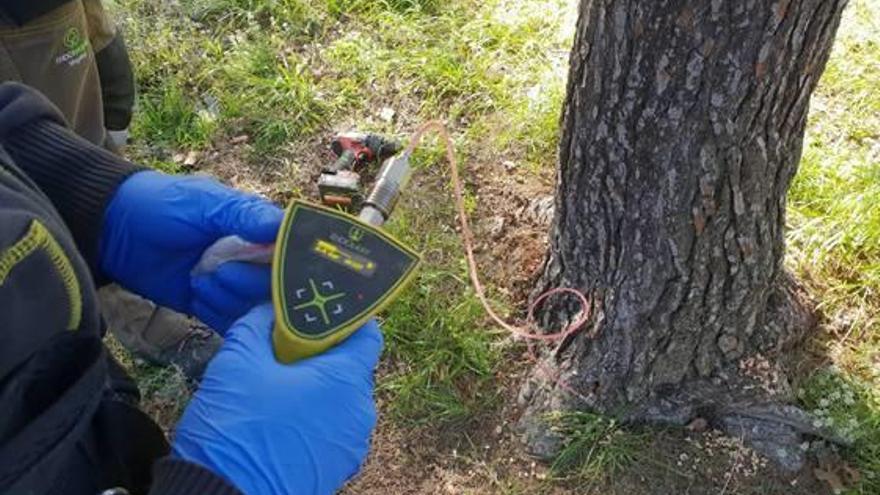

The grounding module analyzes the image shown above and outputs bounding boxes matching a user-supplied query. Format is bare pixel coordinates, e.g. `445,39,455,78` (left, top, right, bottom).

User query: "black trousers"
47,351,169,495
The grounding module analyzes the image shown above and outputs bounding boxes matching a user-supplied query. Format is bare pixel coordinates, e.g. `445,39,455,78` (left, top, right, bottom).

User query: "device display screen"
312,239,377,277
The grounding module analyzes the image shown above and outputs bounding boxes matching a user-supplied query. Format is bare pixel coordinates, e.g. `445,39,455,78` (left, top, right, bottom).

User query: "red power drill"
318,132,400,209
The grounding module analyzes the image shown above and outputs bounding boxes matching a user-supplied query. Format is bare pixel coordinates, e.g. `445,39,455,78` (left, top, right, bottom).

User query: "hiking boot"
98,284,222,380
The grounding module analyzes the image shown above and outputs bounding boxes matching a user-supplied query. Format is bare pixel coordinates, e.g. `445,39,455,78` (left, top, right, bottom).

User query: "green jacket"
0,0,135,146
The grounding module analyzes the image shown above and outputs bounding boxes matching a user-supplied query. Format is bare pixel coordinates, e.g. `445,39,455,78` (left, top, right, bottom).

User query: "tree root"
519,271,831,471
716,403,850,471
517,361,848,472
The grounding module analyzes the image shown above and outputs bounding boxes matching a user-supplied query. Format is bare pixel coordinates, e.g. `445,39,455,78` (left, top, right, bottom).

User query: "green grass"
104,335,192,430
215,34,330,153
788,0,880,357
115,0,571,432
120,0,331,157
378,193,506,427
133,82,218,149
799,368,880,494
380,282,500,426
548,412,646,484
789,0,880,490
119,0,572,159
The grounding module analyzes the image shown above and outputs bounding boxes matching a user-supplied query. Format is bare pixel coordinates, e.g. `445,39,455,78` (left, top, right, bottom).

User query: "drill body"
319,132,399,210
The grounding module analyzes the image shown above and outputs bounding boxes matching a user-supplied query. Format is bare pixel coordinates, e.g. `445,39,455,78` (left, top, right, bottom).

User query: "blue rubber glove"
100,171,283,333
172,304,382,495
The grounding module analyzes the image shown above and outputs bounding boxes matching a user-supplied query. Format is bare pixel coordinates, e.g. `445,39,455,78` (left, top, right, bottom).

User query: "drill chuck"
360,152,412,225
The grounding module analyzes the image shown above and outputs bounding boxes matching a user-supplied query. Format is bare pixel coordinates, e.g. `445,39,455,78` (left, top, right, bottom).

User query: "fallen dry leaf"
814,468,845,494
841,463,861,484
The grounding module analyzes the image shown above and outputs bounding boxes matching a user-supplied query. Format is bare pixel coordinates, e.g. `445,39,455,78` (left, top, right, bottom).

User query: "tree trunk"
520,0,847,471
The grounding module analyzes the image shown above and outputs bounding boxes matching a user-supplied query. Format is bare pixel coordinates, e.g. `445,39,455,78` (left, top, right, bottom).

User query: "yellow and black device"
271,200,420,363
195,149,418,363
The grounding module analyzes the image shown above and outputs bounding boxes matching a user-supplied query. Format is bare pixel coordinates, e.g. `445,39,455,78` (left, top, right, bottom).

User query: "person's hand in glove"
100,170,282,332
172,304,382,495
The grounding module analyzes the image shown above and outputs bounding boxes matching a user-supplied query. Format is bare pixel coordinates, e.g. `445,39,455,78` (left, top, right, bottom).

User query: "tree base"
518,276,842,472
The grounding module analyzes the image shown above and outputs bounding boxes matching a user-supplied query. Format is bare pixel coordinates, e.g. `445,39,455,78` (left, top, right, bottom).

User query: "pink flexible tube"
405,121,591,347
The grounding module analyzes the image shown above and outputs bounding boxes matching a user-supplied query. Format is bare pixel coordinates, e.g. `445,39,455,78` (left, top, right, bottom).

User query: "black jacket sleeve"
0,82,142,272
95,33,136,132
149,459,243,495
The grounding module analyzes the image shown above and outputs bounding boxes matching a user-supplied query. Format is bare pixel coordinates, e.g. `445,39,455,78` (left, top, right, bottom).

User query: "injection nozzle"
359,151,412,226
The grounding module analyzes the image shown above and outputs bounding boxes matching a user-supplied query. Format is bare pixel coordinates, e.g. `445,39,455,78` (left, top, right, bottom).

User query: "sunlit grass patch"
799,368,880,494
788,0,880,487
788,0,880,378
132,83,218,149
215,35,330,153
381,281,501,427
377,193,507,428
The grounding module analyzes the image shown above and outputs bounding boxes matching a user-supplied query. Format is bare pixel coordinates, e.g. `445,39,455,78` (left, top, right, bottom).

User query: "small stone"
502,160,516,171
231,134,250,144
687,417,709,432
200,94,221,121
718,334,739,354
172,152,185,163
379,107,396,122
183,151,200,166
486,216,506,239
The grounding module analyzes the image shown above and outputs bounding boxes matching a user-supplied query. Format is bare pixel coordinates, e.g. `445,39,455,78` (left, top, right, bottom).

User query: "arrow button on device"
295,288,308,300
293,279,346,325
332,303,344,316
321,280,335,290
303,312,318,323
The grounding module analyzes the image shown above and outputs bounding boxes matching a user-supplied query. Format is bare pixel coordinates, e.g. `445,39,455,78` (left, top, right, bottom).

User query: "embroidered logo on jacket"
55,27,90,67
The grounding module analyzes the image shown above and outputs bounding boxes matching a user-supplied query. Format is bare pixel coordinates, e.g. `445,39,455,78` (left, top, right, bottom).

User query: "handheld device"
196,149,419,363
271,200,418,362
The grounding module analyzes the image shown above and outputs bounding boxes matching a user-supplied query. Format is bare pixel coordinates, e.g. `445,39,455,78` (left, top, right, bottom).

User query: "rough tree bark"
519,0,848,471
